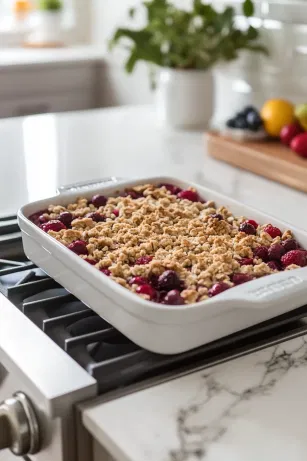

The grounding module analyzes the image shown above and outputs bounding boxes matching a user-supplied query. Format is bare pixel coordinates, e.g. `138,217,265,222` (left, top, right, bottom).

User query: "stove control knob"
0,392,40,456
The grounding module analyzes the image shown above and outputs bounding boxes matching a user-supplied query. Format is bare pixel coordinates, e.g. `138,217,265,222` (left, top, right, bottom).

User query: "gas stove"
2,215,307,461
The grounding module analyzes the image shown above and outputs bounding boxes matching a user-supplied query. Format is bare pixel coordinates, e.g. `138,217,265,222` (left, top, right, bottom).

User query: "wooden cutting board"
206,132,307,193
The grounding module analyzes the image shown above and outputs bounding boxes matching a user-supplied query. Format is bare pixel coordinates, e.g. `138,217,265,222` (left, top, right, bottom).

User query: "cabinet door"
0,92,94,118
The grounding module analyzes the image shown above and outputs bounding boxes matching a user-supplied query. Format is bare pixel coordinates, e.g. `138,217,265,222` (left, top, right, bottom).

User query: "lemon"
260,99,295,137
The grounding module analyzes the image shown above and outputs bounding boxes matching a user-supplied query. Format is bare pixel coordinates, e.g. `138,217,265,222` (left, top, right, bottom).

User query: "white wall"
92,0,192,107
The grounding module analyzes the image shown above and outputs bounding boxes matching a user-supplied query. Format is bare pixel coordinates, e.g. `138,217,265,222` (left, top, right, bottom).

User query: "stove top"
2,215,307,395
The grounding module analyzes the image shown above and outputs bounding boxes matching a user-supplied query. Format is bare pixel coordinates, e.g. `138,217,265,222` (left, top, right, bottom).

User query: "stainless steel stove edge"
0,293,97,419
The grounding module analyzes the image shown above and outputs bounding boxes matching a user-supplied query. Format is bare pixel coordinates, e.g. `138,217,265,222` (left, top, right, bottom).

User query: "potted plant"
110,0,267,129
26,0,63,47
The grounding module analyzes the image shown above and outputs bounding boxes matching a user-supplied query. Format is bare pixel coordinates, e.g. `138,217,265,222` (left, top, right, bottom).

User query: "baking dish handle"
57,177,125,195
219,269,307,308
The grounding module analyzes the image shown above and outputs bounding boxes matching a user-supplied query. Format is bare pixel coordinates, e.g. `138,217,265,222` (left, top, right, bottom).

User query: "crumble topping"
30,183,306,305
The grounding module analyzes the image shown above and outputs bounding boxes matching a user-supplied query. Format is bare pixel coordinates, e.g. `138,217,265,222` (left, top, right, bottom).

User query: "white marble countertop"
83,334,307,461
1,105,306,227
0,45,102,69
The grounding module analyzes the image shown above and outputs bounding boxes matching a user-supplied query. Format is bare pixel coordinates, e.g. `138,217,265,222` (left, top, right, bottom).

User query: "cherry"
68,240,88,255
92,195,107,207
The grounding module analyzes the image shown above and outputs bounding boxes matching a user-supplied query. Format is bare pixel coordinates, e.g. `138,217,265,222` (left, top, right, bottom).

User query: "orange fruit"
260,99,295,137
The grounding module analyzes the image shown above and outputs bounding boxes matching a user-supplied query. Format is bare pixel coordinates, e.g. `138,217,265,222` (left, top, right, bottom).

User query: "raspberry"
208,282,230,297
264,224,282,238
281,250,306,268
268,243,285,261
239,222,256,235
254,246,269,262
246,219,258,229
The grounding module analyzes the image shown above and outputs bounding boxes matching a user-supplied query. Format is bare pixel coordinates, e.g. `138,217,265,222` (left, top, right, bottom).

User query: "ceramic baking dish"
18,176,307,354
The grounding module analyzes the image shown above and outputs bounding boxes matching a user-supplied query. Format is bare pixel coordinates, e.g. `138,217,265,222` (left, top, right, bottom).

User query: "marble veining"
170,337,307,460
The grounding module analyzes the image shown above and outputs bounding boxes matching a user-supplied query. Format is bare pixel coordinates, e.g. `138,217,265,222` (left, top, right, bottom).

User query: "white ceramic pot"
156,68,213,130
26,10,63,46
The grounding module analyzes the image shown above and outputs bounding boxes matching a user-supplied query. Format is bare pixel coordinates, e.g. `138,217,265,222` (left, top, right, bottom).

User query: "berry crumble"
29,183,307,305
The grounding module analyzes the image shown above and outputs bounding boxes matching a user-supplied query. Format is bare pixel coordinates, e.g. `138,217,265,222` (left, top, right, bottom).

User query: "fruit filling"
29,183,306,305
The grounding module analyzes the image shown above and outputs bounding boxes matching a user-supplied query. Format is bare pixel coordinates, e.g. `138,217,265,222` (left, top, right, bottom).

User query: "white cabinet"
0,60,101,118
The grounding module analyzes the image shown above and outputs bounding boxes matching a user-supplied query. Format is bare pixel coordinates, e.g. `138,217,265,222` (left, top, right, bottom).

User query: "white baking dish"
18,176,307,355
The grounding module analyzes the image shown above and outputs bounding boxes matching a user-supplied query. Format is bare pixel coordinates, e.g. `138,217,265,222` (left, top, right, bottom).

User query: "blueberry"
246,111,263,131
236,111,246,119
226,118,236,128
233,116,249,129
242,105,256,116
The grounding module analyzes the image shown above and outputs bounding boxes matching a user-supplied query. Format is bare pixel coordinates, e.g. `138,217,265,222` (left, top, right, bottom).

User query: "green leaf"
242,0,254,17
110,0,267,73
246,25,258,40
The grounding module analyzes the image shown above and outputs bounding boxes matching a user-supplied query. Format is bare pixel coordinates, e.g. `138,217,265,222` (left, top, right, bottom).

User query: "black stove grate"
2,216,307,394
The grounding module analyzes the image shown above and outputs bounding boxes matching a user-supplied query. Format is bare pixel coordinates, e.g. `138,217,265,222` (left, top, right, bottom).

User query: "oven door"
0,294,96,461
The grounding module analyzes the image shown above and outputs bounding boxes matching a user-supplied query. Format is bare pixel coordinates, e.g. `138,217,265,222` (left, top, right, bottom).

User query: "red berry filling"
159,183,182,195
208,282,230,297
136,284,156,300
267,261,281,271
268,243,285,261
282,239,298,252
239,222,256,235
68,240,88,255
40,220,66,232
246,219,259,229
100,268,111,276
86,212,106,222
281,250,306,268
253,246,269,262
162,290,185,305
135,255,153,265
157,270,181,291
129,276,148,286
210,214,223,220
29,209,48,225
239,258,254,266
177,190,200,202
92,194,108,207
232,273,254,285
59,212,73,227
84,258,97,265
264,224,282,238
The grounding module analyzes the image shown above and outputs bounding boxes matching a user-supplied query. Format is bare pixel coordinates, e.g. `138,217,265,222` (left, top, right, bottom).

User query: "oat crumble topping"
29,183,307,305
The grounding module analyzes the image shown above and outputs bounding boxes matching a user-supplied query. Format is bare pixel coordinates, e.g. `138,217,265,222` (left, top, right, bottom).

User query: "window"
0,0,90,46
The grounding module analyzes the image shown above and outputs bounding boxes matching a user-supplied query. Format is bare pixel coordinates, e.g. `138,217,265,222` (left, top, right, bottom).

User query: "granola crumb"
34,183,304,305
